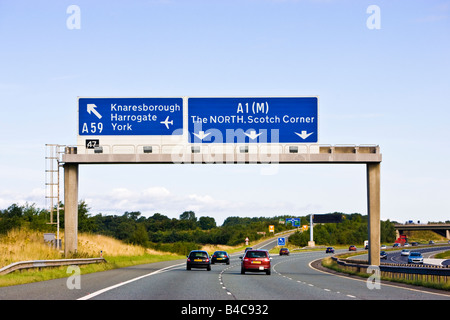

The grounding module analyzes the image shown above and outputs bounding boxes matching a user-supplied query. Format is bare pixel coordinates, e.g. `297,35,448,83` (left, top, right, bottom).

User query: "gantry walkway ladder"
45,144,65,249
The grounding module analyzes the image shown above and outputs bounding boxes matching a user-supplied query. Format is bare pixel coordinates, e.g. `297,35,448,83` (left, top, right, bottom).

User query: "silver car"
408,252,424,264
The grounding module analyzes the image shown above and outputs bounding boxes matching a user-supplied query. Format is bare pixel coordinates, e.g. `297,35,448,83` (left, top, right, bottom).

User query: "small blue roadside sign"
78,97,183,136
188,97,318,143
278,237,286,246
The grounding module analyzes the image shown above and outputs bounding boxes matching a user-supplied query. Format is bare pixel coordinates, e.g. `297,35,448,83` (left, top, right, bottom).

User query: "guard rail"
0,258,106,276
331,255,450,284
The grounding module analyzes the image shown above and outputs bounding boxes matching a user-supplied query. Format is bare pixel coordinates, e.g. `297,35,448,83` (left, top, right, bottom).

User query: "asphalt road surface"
0,249,449,301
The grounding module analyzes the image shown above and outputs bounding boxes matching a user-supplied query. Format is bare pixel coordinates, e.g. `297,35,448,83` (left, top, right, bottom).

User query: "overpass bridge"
394,224,450,240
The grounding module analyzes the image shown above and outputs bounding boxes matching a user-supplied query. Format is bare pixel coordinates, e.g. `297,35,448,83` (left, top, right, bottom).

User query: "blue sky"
0,0,449,225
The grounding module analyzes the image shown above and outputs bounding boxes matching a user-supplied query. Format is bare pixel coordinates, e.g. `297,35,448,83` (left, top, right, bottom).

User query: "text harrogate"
111,113,157,123
111,103,181,113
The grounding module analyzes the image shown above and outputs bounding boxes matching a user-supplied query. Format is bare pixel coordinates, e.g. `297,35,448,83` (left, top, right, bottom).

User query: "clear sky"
0,0,449,226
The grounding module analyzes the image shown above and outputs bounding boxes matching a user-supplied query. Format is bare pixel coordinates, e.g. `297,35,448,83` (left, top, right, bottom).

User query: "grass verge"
0,252,185,288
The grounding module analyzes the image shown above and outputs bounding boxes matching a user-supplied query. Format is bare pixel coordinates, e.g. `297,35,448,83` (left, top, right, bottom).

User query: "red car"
349,245,357,251
240,250,271,275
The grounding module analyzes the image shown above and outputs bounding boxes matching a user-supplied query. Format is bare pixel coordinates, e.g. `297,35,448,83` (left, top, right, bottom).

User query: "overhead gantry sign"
62,96,381,265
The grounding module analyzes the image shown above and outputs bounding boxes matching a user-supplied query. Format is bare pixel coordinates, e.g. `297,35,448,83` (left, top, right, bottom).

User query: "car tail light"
206,258,209,262
187,258,190,262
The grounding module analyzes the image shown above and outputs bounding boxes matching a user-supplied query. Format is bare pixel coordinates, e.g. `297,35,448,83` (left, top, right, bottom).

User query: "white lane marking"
77,263,185,300
273,255,351,297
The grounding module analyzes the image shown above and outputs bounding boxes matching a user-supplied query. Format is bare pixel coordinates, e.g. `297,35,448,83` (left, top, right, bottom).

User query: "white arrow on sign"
244,130,262,140
87,104,102,119
193,131,211,140
295,131,313,139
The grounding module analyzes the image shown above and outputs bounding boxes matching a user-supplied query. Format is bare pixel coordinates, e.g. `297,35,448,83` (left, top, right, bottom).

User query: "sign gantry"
60,96,381,266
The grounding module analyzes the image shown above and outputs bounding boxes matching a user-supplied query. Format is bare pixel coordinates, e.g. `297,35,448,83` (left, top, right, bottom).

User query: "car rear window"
190,252,208,258
246,251,268,258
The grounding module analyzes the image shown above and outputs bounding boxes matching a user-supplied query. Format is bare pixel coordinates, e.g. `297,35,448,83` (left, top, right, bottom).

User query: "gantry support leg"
367,162,381,266
64,163,79,257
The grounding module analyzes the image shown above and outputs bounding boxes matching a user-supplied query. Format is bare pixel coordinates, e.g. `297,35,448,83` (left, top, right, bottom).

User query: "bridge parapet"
394,224,450,239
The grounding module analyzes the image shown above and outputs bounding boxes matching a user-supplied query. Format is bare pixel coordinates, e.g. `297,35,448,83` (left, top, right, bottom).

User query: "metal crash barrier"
0,258,106,276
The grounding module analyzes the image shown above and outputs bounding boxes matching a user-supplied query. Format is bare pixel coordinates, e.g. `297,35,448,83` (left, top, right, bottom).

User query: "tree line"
288,213,396,247
0,202,398,254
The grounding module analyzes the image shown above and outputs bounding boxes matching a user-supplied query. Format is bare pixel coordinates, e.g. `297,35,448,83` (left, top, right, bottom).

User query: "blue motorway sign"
286,218,300,227
277,237,286,246
188,97,318,143
78,97,183,136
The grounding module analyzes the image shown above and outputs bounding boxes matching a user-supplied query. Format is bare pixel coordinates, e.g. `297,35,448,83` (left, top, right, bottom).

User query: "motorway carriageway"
352,245,450,266
0,247,449,301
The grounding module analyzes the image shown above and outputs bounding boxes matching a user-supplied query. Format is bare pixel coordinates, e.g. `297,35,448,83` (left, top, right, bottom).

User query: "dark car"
326,247,335,253
279,248,290,256
211,251,230,264
380,251,387,259
349,245,357,251
186,250,211,271
240,249,271,275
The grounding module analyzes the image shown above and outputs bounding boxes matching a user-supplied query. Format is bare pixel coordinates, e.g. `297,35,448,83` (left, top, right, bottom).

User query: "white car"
401,249,410,256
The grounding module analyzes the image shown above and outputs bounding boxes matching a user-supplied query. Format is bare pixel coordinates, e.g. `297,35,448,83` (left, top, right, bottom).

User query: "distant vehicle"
349,245,357,251
211,251,230,265
186,250,211,271
279,248,290,256
326,247,335,254
408,252,424,264
403,243,410,247
411,242,419,246
245,247,253,252
380,251,387,259
401,249,410,256
395,234,408,245
380,244,387,249
428,240,435,245
240,249,271,275
393,243,400,248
